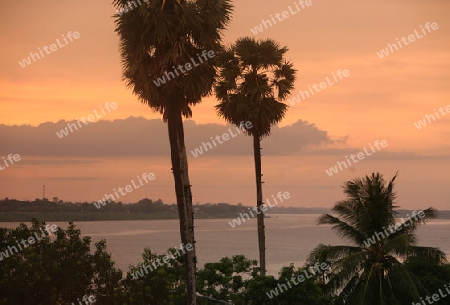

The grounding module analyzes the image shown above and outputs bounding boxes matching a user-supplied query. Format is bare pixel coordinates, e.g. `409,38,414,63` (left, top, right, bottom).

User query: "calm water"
2,215,449,276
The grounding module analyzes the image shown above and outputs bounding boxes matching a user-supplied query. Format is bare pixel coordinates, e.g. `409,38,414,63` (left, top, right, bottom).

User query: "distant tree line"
0,198,242,221
1,198,449,222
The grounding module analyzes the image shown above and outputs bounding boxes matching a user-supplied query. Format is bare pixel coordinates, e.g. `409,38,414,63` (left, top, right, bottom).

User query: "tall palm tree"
215,37,296,276
308,172,447,305
113,1,232,303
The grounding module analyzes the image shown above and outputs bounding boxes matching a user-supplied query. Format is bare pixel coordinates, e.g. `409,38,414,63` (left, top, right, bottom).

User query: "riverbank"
0,212,242,222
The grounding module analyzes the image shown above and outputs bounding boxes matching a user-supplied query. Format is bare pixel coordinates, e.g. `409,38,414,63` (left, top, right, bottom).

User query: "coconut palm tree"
113,0,232,303
308,172,447,305
215,37,296,276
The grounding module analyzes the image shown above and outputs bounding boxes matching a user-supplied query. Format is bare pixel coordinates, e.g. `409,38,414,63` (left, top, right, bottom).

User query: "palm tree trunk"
253,134,266,276
167,106,197,305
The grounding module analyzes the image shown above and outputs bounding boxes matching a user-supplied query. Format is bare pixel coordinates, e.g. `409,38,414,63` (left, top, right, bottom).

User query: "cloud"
2,117,448,161
0,117,333,157
262,120,334,155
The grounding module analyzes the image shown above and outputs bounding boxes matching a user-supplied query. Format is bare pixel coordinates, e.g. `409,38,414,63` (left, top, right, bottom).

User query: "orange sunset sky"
0,0,449,209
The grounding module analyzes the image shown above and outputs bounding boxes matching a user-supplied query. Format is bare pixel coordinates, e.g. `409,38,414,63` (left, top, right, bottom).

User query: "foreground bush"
0,220,340,305
0,219,122,305
2,219,445,304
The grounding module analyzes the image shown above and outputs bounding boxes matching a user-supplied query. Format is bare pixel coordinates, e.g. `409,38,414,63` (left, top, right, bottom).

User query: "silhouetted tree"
309,172,447,304
215,37,296,275
113,1,232,302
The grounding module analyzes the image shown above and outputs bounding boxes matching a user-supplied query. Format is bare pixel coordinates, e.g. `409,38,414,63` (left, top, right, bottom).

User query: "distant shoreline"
1,198,449,222
0,212,322,222
1,211,449,222
0,212,232,222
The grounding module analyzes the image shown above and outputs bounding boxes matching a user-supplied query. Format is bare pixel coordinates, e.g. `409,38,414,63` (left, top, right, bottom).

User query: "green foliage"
196,256,332,305
405,257,450,305
115,247,187,304
197,255,258,303
267,265,333,305
92,240,124,303
118,252,332,304
240,275,279,304
0,219,121,305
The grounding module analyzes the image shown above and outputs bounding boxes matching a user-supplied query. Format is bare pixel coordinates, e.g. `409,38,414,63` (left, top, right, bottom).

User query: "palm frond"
315,172,442,303
318,214,366,245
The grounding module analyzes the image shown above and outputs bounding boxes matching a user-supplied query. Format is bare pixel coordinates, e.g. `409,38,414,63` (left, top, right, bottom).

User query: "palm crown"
309,172,447,304
215,37,296,138
114,0,232,118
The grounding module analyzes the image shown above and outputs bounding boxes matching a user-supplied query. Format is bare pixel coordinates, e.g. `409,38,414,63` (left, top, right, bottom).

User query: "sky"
0,0,449,209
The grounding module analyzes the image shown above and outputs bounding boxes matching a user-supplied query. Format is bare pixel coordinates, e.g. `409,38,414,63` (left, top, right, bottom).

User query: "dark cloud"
0,117,333,157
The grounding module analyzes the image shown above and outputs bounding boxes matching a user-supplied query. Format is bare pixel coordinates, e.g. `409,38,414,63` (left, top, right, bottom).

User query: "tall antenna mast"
42,184,46,199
